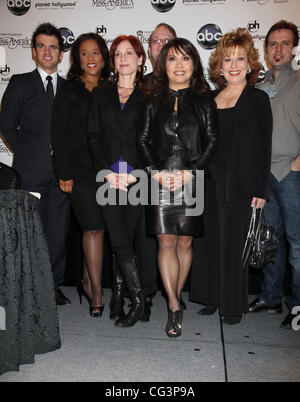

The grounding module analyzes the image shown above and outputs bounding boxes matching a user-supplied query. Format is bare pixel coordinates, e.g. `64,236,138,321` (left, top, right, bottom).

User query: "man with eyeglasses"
135,23,177,320
145,23,177,87
249,20,300,330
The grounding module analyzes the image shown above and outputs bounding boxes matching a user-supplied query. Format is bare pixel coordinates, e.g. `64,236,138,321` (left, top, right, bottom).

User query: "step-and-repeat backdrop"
1,0,300,165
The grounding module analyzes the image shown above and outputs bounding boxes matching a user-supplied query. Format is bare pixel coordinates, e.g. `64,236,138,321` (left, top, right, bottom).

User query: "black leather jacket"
137,87,218,173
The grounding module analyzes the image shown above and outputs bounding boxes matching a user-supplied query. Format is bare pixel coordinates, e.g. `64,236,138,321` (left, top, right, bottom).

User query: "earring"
220,69,224,76
80,65,84,70
137,65,141,73
247,67,252,74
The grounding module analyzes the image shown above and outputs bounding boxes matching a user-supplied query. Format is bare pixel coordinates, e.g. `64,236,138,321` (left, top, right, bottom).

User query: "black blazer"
0,69,64,191
52,79,95,181
87,83,145,172
211,84,273,200
137,87,218,173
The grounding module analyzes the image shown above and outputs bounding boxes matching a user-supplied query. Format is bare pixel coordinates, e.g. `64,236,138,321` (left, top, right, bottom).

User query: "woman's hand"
251,197,266,209
106,173,137,191
153,171,178,191
59,179,74,194
173,170,194,190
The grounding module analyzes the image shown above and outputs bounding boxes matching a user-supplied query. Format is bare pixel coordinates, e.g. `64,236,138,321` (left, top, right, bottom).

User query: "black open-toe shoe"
222,315,242,325
165,309,183,338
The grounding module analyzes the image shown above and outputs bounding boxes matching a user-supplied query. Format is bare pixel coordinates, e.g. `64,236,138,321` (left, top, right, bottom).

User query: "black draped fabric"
0,190,61,375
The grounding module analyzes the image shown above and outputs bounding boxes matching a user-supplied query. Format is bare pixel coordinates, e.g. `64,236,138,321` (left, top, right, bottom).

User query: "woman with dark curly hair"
191,28,273,324
52,33,111,317
138,38,218,337
87,35,148,328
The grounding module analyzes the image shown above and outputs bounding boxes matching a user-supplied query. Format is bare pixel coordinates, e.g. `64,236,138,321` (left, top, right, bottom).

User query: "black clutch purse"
0,162,22,190
242,206,279,269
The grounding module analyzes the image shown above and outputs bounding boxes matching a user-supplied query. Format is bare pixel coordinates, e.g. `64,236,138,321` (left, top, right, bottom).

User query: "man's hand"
59,179,74,193
291,154,300,171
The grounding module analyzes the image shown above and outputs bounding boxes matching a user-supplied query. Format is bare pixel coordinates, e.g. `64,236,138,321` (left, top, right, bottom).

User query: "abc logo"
197,24,222,50
151,0,176,13
257,64,265,83
7,0,31,16
59,27,75,52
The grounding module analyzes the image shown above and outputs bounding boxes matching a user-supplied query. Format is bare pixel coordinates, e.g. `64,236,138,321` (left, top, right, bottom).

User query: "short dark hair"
153,37,210,95
32,22,64,52
67,33,111,81
149,23,177,45
265,20,299,48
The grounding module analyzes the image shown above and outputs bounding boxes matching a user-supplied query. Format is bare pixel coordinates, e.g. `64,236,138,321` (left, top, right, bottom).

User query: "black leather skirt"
146,175,203,236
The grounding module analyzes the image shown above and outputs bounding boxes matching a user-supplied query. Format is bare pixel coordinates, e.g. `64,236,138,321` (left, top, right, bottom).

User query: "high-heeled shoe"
198,304,218,316
77,282,104,318
77,281,91,305
179,294,187,310
222,314,243,325
165,309,183,338
90,305,104,318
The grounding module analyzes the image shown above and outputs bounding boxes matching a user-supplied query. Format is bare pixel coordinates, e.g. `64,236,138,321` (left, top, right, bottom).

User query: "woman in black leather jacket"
137,38,218,337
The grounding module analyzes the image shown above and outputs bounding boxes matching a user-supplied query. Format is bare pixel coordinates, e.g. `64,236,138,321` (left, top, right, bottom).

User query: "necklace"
117,84,134,90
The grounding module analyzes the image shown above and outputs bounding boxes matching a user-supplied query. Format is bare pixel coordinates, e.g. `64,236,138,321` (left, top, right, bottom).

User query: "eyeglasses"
152,38,169,46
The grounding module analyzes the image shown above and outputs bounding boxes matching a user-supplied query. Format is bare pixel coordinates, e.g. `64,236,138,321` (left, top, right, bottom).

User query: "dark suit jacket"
0,69,64,191
211,84,273,200
87,83,145,173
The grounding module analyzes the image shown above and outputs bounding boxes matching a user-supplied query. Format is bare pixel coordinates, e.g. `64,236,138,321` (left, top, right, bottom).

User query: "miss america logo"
92,0,134,9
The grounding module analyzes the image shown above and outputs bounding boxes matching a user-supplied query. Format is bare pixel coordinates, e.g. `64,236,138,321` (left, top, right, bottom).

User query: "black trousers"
135,206,159,296
101,200,141,267
37,174,70,290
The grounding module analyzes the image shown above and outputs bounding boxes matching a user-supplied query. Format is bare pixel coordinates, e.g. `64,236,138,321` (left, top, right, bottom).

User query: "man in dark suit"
0,23,71,305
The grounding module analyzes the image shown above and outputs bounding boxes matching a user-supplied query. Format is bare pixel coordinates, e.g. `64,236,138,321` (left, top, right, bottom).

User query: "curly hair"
67,33,111,82
209,28,261,89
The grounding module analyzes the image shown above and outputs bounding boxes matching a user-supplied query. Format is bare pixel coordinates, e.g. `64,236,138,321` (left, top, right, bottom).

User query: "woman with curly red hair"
191,28,273,324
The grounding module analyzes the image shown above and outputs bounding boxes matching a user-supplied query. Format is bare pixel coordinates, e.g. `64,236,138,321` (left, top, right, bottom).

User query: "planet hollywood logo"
150,0,176,13
59,27,75,52
92,0,134,9
257,64,265,83
34,2,77,9
0,64,11,77
197,24,222,50
96,25,107,36
6,0,31,15
183,0,226,5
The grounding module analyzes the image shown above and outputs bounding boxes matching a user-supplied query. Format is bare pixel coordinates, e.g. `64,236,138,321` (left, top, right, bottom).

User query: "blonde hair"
209,28,261,89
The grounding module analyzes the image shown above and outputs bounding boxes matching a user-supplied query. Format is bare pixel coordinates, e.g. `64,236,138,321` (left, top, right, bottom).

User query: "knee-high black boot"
109,254,125,320
115,257,145,328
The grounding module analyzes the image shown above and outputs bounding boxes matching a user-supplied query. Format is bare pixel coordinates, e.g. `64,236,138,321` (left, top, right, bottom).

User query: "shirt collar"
37,67,58,88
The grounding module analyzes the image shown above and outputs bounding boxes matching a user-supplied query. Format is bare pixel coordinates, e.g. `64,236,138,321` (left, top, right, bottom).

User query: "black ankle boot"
109,254,125,321
115,257,145,328
140,295,152,322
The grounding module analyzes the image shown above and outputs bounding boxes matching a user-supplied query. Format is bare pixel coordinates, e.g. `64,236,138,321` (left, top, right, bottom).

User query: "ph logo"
291,306,300,331
248,20,260,33
0,306,6,331
96,25,107,36
59,27,75,52
7,0,31,15
0,64,11,76
197,24,222,50
151,0,176,13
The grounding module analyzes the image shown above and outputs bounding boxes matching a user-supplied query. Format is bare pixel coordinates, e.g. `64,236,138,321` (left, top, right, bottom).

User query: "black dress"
52,79,104,231
147,111,201,236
